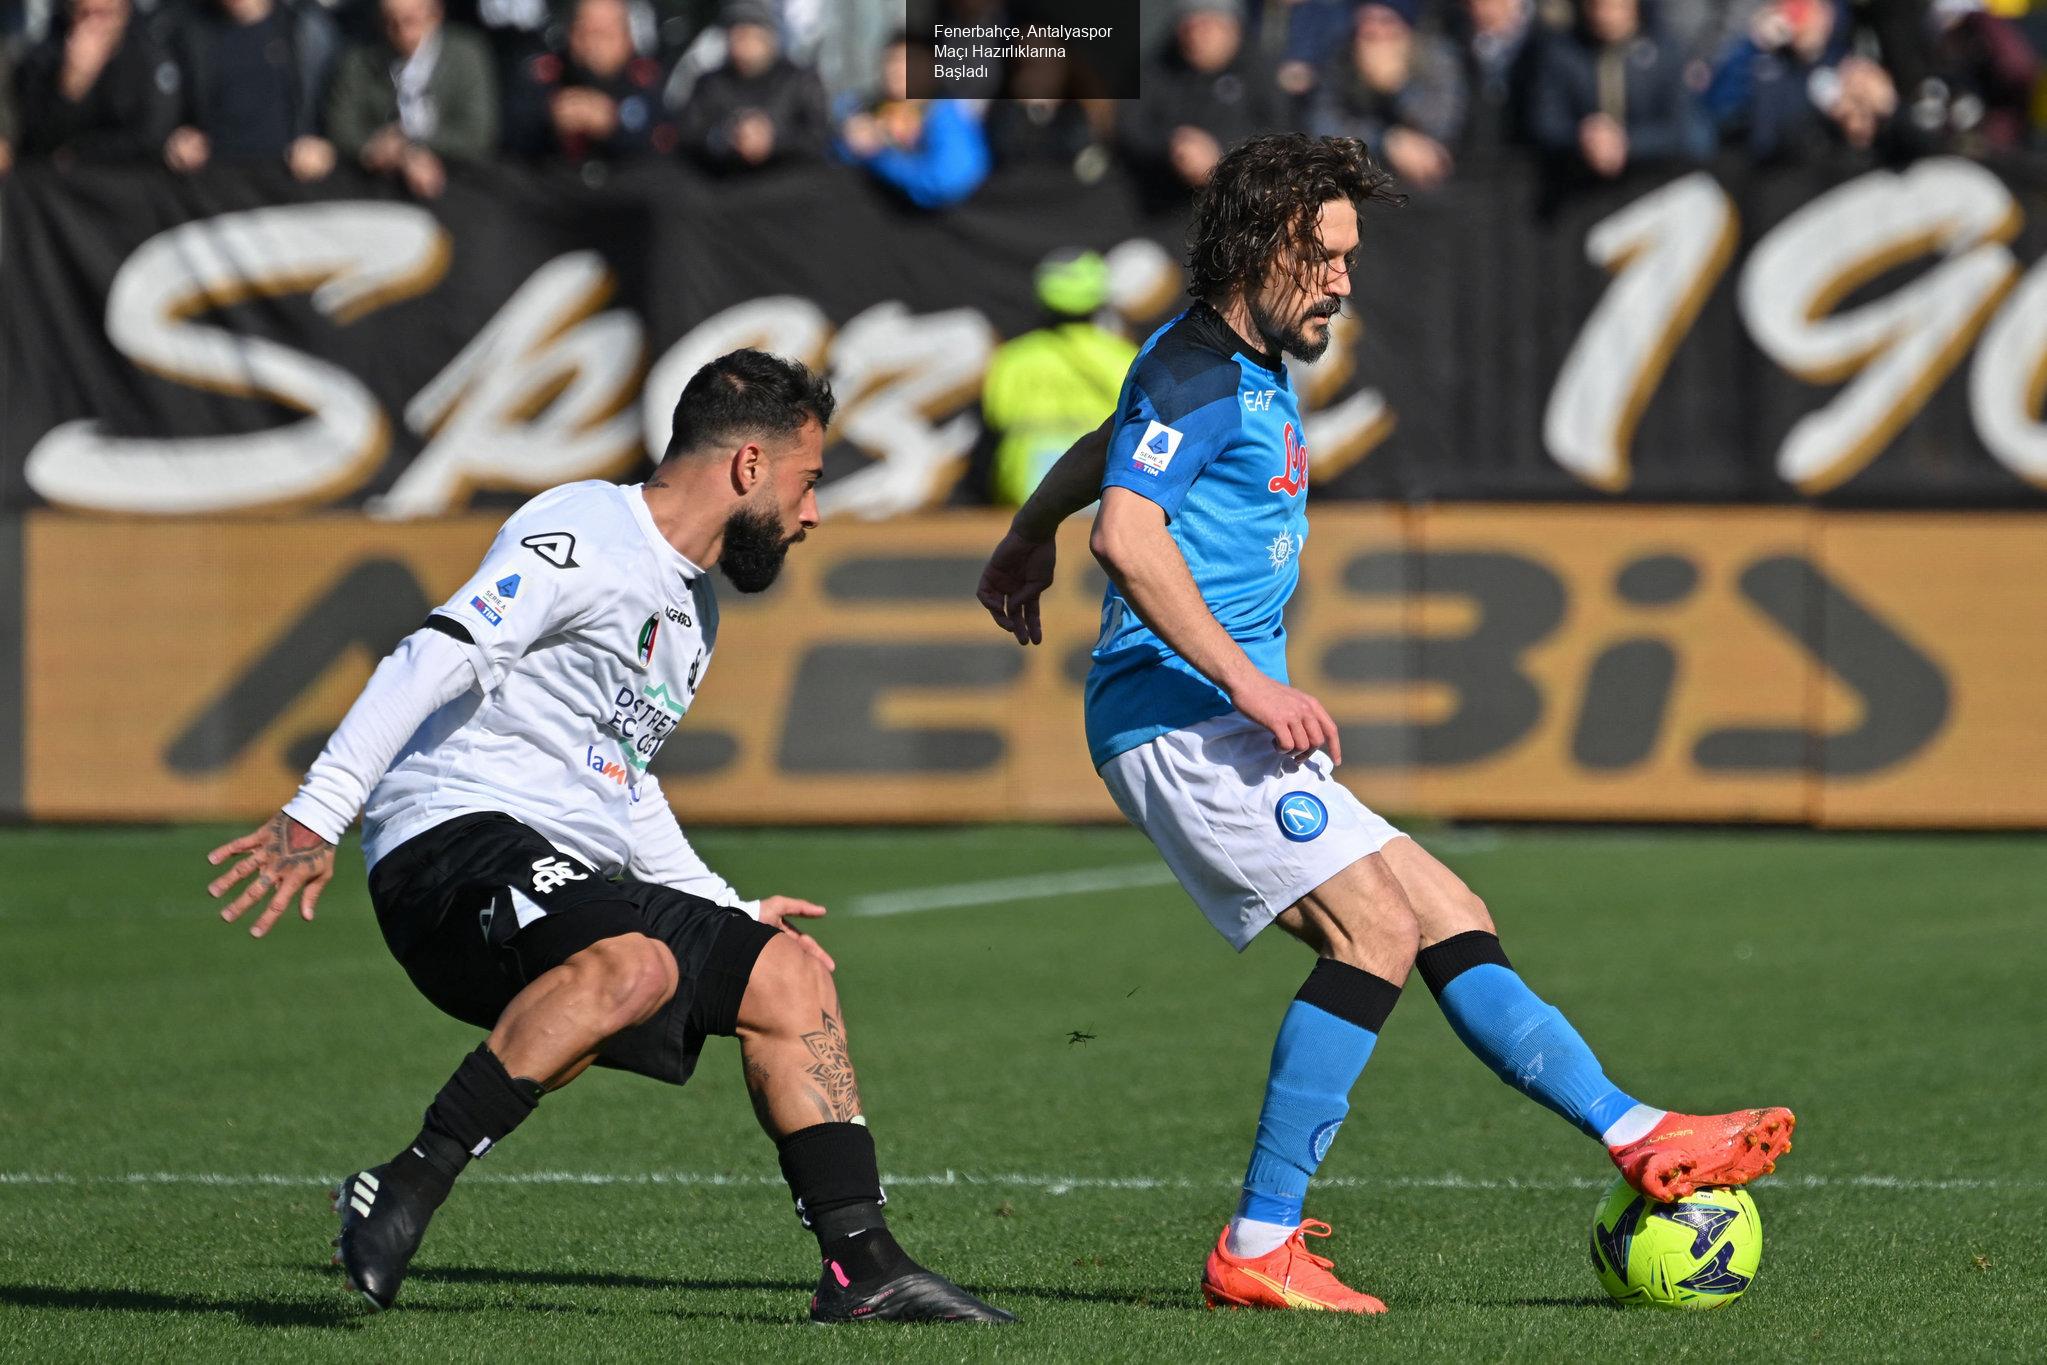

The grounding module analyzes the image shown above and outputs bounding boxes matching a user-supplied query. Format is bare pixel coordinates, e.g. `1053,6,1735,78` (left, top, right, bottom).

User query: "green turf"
1,824,2043,1361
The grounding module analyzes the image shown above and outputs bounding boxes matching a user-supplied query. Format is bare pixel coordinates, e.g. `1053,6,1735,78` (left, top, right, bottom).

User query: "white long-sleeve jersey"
282,480,757,916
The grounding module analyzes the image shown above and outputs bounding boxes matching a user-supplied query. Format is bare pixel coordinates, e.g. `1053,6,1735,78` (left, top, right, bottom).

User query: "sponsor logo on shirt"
664,605,692,626
585,745,631,786
469,595,502,626
607,680,686,770
1267,530,1296,571
1131,419,1183,476
1269,421,1310,497
1243,388,1277,411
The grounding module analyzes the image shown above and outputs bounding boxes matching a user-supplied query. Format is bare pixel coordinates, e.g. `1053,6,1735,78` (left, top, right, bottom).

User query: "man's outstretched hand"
977,530,1058,645
758,895,835,972
207,811,336,938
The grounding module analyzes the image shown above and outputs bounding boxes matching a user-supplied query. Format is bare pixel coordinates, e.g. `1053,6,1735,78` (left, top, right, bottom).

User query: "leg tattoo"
799,1011,863,1122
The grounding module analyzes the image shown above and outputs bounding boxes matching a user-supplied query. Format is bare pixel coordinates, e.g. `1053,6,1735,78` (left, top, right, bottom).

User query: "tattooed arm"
205,627,473,939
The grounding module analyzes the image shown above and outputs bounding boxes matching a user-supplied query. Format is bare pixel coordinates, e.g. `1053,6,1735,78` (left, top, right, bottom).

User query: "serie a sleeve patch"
1131,419,1184,475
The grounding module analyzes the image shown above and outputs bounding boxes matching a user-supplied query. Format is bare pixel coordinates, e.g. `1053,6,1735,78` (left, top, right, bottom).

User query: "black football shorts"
366,812,777,1085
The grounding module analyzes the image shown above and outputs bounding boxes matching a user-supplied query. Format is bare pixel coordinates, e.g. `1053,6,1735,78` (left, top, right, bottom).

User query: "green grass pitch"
2,823,2043,1361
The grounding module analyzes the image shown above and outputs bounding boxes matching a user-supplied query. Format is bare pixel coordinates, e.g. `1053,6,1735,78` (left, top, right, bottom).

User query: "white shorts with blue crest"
1099,711,1403,951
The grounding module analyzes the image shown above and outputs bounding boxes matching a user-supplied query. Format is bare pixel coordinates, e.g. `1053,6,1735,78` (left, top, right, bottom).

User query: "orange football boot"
1610,1107,1796,1202
1201,1220,1387,1314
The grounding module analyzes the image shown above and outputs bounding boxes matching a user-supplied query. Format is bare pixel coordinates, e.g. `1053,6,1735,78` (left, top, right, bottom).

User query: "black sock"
777,1122,915,1286
386,1045,542,1206
1415,930,1514,999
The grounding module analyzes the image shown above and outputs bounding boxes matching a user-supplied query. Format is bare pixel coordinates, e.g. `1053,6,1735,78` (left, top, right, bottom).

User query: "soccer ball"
1589,1177,1762,1310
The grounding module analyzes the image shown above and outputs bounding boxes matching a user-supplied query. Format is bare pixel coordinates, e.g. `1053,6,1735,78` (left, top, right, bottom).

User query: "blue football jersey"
1084,302,1312,768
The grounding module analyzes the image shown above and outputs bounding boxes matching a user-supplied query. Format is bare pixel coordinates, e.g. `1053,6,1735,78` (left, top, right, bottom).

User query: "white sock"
1600,1103,1668,1148
1225,1216,1297,1259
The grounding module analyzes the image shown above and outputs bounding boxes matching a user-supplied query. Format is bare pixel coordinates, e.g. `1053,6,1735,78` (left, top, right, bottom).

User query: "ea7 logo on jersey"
1243,389,1277,411
530,856,588,893
1131,420,1183,475
1269,422,1310,496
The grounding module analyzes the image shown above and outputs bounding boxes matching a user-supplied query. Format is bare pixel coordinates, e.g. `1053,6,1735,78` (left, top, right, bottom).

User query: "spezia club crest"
1275,792,1328,842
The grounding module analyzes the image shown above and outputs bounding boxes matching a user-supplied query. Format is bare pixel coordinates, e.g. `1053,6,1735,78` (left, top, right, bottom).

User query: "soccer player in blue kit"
977,134,1795,1312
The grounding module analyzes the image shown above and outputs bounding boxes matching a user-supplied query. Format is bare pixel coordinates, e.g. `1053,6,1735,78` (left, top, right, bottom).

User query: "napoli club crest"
1276,792,1328,842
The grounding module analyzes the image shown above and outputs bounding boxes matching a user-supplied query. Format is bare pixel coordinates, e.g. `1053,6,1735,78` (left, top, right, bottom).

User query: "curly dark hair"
1185,134,1404,304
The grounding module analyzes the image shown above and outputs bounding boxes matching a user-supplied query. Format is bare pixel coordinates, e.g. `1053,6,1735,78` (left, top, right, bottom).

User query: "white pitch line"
845,864,1178,917
0,1170,2036,1194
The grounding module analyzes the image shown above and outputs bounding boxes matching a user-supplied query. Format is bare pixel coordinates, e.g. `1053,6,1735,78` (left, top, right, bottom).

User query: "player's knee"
1321,900,1420,978
740,934,834,1032
1456,890,1497,937
576,932,679,1032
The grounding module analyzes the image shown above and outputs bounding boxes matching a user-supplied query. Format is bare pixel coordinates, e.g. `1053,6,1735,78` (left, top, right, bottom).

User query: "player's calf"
335,932,675,1309
735,937,1015,1324
334,1042,544,1310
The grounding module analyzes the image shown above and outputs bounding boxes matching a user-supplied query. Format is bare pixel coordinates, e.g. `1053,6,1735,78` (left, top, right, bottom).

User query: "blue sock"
1234,961,1404,1236
1417,931,1643,1141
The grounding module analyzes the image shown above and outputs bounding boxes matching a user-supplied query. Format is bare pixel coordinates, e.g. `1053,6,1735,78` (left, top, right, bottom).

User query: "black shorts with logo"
366,812,777,1086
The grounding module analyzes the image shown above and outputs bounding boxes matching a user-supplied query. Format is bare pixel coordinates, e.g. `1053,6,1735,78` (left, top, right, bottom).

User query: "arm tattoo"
798,1010,862,1122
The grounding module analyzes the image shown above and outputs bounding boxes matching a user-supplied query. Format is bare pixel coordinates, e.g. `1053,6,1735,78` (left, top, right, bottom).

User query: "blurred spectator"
982,52,1114,183
980,248,1137,506
1270,0,1363,100
1122,0,1283,195
13,0,178,162
677,0,828,171
1705,0,1900,160
1911,0,2038,152
1529,0,1705,179
784,0,895,101
642,0,718,60
163,0,340,179
1307,0,1466,191
507,0,675,161
836,33,989,208
327,0,498,197
1449,0,1543,162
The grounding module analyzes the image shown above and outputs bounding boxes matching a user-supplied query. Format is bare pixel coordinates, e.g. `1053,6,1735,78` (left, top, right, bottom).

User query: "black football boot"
809,1257,1018,1324
330,1163,438,1311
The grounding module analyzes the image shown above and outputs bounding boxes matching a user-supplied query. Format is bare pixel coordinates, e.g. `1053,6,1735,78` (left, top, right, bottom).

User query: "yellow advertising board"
16,507,2045,827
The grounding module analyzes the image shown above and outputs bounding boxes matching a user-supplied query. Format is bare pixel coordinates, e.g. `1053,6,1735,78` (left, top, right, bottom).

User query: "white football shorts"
1099,711,1403,951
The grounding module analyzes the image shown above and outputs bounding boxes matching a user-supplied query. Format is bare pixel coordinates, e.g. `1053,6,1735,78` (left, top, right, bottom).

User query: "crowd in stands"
0,0,2041,192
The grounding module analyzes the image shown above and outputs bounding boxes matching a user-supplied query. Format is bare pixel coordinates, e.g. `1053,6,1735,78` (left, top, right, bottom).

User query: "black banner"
5,154,2046,515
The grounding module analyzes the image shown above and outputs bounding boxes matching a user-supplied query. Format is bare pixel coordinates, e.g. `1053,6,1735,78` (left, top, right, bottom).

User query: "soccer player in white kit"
205,351,1012,1324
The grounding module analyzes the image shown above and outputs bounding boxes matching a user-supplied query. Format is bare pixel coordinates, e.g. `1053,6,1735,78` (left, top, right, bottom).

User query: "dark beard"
1252,295,1338,362
718,503,794,593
